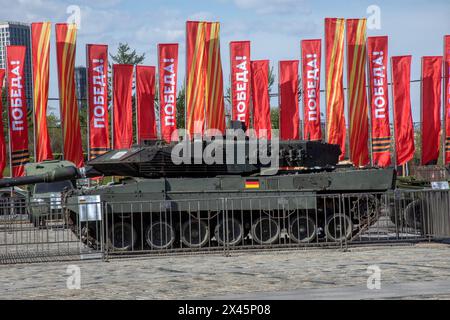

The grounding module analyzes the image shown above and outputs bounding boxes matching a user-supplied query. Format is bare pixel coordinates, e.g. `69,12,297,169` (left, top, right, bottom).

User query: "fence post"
222,198,230,257
102,202,109,262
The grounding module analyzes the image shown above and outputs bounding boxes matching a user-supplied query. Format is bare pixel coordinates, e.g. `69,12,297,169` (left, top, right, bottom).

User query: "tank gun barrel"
0,166,84,188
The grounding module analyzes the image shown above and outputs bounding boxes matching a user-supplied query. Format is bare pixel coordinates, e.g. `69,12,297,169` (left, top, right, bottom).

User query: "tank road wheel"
251,217,280,245
404,199,428,230
214,217,244,246
181,220,210,248
350,195,382,225
80,223,101,250
109,222,137,251
145,221,175,249
325,214,353,242
289,215,317,243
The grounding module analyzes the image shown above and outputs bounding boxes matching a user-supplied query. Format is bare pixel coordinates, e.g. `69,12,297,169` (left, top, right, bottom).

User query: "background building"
75,66,87,109
0,21,32,107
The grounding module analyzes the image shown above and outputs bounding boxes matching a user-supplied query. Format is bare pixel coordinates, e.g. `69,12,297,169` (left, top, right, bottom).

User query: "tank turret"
86,138,341,178
0,137,340,188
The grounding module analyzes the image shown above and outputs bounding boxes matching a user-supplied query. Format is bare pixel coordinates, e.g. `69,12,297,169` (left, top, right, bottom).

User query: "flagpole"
29,26,37,164
365,37,374,167
135,65,138,144
324,21,328,145
420,57,424,167
443,37,447,167
229,42,233,127
278,61,281,138
111,65,114,150
156,45,161,141
184,22,187,140
5,46,13,179
6,54,14,206
56,26,65,161
300,42,304,140
390,57,398,170
86,45,90,163
85,45,91,187
203,23,207,137
345,20,351,164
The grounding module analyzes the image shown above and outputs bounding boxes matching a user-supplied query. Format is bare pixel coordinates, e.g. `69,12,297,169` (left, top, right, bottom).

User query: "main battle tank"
0,126,396,251
387,167,450,231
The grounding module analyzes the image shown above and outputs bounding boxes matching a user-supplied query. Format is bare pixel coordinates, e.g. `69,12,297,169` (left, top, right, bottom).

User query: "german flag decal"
245,180,260,189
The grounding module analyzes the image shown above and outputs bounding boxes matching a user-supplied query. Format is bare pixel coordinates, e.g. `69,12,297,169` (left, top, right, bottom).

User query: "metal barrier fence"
0,198,102,264
0,189,449,264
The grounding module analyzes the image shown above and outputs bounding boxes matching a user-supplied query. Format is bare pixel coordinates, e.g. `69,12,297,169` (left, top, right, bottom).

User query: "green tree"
268,65,275,93
110,43,146,65
108,43,146,94
47,113,63,160
270,108,279,130
78,98,88,156
176,84,185,129
225,85,231,108
1,87,6,131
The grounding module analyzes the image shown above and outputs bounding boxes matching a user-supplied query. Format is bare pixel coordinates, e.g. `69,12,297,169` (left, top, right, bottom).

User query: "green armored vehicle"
388,168,450,231
25,160,76,227
0,129,396,251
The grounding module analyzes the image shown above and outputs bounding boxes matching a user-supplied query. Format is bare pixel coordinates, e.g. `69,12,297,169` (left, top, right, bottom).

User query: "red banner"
325,18,346,160
55,23,84,167
186,21,206,136
444,35,450,165
346,19,369,167
0,69,6,178
251,60,271,139
421,56,442,165
279,60,299,140
301,39,322,141
230,41,251,127
205,22,226,133
186,21,226,136
391,56,415,166
31,22,53,162
86,44,110,159
113,64,133,149
158,43,178,142
367,36,391,167
6,46,29,177
136,65,157,143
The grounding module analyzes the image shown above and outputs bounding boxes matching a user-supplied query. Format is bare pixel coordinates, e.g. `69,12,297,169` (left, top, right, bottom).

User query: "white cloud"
233,0,310,15
135,26,184,44
0,0,64,21
74,0,123,8
188,11,218,21
77,6,126,35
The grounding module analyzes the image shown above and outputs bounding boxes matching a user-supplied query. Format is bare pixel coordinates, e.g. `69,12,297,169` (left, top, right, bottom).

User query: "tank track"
65,195,385,252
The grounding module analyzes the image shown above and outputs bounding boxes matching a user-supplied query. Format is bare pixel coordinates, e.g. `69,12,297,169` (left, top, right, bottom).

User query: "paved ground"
211,280,450,300
1,242,450,300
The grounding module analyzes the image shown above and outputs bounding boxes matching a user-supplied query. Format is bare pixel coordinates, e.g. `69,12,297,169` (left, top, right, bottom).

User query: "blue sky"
1,0,449,122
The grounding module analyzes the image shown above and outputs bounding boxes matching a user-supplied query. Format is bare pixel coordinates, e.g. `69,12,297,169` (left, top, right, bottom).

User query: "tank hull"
64,168,395,250
66,168,395,211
